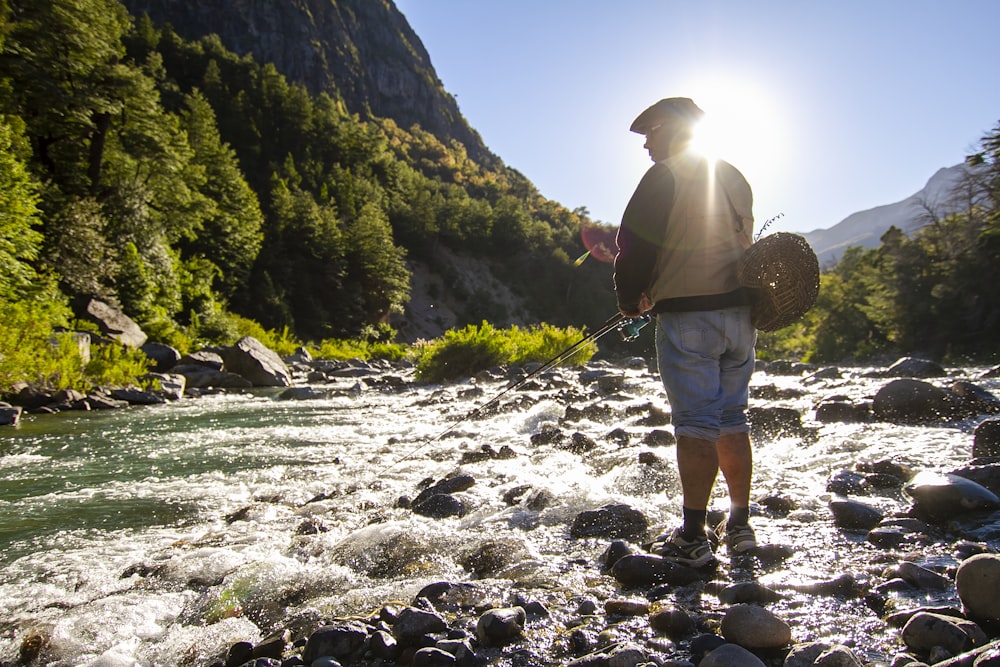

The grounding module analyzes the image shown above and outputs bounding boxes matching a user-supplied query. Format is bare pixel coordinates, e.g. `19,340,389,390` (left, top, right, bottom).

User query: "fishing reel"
617,313,652,342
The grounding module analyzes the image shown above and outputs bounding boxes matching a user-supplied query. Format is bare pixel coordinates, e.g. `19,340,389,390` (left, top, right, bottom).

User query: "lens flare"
579,222,618,264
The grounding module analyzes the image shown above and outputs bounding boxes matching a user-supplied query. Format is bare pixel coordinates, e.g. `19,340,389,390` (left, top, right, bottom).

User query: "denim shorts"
654,306,756,441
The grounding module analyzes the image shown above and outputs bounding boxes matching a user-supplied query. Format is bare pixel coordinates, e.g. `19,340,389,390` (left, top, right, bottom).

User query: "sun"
684,77,787,181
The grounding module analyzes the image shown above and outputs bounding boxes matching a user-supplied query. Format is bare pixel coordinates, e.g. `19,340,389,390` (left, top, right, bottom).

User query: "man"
613,97,757,568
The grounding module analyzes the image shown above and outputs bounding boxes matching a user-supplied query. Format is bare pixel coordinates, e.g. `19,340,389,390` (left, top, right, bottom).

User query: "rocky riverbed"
3,343,1000,667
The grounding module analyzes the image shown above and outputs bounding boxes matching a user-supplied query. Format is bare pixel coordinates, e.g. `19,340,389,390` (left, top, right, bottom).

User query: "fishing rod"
384,311,652,471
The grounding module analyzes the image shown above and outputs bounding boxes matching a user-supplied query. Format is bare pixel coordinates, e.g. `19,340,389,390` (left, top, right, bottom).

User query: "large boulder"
221,336,292,387
885,356,947,378
74,298,147,348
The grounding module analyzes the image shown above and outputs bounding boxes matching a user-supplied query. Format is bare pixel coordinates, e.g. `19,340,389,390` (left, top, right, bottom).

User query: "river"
0,357,996,666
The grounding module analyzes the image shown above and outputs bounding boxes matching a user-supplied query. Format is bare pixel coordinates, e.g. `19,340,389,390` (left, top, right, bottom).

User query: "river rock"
178,349,225,370
719,603,791,648
140,341,181,371
895,561,951,591
952,382,1000,416
956,553,1000,623
74,297,148,348
974,418,1000,458
873,378,967,424
570,503,648,540
221,336,292,387
904,471,1000,521
784,641,864,667
0,404,21,426
475,606,525,646
392,606,447,643
145,372,185,399
411,647,456,666
173,365,253,389
748,406,803,437
302,622,368,663
814,399,869,424
900,611,988,655
108,387,167,405
649,606,696,639
885,357,947,378
829,498,883,529
609,554,706,587
717,581,782,604
699,642,766,667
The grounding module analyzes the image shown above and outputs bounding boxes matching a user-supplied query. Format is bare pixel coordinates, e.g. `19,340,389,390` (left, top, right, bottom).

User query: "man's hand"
619,293,652,318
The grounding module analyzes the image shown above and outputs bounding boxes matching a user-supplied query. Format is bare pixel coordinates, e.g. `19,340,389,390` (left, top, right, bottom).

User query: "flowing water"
0,358,996,666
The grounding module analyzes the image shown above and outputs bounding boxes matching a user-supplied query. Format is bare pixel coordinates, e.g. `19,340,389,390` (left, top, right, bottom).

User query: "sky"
393,1,1000,236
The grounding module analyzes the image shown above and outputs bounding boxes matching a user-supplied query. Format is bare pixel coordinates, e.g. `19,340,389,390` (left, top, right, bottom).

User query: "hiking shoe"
650,527,717,568
718,521,758,554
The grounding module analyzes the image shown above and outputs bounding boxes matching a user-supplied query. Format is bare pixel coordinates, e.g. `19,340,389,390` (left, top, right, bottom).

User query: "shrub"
414,321,595,383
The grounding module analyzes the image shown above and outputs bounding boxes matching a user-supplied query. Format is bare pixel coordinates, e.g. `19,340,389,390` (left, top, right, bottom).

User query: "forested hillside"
0,0,615,365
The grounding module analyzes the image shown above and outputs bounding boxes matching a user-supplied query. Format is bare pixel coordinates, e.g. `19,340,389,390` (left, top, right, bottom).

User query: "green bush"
310,338,409,362
414,321,595,383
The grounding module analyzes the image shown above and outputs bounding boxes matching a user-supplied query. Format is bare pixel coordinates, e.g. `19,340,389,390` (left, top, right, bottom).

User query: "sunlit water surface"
1,364,996,666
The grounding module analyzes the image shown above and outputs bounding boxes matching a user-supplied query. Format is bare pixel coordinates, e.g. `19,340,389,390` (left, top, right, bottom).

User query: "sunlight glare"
685,78,786,182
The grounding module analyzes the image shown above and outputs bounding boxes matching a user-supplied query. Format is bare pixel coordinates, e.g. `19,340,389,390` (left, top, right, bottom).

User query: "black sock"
729,505,750,527
680,507,707,540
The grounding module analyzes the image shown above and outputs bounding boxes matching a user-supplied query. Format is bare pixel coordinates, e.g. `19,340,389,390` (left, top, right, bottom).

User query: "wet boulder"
956,553,1000,624
904,471,1000,522
872,379,968,424
392,606,448,644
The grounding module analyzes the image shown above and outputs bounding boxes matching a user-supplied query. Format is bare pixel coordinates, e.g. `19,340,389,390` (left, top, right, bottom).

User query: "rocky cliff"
122,0,496,167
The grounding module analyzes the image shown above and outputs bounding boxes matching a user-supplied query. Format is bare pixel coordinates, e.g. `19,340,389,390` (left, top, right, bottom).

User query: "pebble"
719,604,791,648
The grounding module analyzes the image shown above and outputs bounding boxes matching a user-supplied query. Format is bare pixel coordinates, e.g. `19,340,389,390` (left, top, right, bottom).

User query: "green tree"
177,89,263,299
0,117,41,300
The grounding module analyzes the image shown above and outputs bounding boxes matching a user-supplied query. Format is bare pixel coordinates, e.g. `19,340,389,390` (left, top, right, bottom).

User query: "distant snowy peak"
803,163,977,267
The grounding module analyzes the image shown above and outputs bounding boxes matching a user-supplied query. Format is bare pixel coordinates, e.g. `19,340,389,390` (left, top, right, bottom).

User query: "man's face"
642,116,687,162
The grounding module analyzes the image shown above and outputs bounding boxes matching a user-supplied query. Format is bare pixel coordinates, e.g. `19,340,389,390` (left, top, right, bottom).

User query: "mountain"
802,163,979,267
122,0,496,167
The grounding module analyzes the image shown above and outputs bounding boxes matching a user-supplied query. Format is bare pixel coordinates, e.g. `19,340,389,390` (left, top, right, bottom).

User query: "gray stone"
885,357,946,378
0,405,21,426
392,606,447,643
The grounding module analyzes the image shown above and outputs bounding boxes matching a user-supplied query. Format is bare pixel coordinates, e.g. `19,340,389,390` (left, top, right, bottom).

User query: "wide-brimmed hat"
738,232,820,331
630,97,704,135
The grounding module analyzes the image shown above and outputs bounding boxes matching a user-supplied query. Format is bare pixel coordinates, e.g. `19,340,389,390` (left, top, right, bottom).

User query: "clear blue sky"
394,1,1000,236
